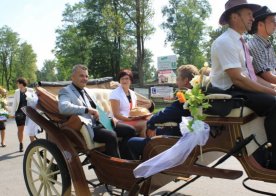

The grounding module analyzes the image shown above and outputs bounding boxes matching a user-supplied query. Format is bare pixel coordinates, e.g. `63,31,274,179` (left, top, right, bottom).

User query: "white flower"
185,89,192,95
183,102,189,110
189,75,201,87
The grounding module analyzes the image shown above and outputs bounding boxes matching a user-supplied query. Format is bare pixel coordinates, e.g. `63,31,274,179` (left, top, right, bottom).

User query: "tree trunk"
136,0,144,86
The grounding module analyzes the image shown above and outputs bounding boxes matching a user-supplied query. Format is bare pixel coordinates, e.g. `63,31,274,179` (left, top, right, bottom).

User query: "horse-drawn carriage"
22,78,276,195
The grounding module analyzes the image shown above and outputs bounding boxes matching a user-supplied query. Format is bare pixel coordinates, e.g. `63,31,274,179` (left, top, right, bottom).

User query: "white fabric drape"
133,117,210,178
24,91,39,136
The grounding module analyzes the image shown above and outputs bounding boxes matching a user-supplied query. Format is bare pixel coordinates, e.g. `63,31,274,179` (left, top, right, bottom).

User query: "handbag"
15,111,26,121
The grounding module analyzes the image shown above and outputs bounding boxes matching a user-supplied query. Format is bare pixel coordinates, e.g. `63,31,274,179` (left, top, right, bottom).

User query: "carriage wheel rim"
25,145,63,196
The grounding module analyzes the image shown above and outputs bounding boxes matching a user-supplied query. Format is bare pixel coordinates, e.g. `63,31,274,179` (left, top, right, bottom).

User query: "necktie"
240,37,257,81
81,90,91,108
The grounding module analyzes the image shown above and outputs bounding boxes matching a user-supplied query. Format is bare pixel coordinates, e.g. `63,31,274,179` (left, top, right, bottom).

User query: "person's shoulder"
248,37,258,49
161,101,181,111
112,86,121,92
110,86,121,96
214,30,231,44
170,100,183,107
59,85,71,93
248,35,265,49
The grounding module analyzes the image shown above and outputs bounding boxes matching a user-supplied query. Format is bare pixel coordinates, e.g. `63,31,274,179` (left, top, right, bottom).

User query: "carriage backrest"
35,86,67,122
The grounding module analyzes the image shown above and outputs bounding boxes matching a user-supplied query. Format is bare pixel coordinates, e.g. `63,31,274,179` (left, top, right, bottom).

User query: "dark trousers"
115,122,137,159
127,137,151,160
93,122,136,158
226,86,276,166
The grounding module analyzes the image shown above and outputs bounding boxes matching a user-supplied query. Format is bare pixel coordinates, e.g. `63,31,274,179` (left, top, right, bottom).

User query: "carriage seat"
87,88,154,115
204,93,254,118
203,93,267,156
36,86,153,150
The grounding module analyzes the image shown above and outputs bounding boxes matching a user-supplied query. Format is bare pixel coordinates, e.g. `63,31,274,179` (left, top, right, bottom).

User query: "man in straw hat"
248,6,276,83
209,0,276,169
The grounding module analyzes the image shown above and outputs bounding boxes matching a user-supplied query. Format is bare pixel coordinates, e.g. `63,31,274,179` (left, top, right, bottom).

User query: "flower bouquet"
176,73,211,132
0,92,9,121
133,64,212,179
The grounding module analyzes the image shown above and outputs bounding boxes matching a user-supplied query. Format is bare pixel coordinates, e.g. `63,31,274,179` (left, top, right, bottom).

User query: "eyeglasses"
120,77,130,81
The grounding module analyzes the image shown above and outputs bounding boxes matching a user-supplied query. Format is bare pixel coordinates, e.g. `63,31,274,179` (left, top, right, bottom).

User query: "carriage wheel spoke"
47,170,60,177
43,149,47,169
37,183,43,196
36,148,44,169
32,156,41,171
45,181,54,196
44,182,47,196
31,177,40,183
29,168,40,176
49,181,61,196
46,157,54,172
48,178,62,186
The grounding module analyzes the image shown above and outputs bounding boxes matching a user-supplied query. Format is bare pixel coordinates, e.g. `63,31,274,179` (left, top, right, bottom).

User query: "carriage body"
22,78,276,195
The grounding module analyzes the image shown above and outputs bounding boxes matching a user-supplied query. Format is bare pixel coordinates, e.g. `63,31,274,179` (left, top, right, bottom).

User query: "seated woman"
127,64,199,160
109,69,148,137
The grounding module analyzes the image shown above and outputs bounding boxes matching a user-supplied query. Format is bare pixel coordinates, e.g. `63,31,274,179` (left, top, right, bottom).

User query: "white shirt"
109,85,137,118
210,28,251,90
11,87,34,116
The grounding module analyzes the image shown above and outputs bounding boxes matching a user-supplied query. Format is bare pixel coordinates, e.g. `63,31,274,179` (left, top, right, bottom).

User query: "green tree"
0,26,38,89
0,26,19,90
15,42,37,84
162,0,211,68
55,0,154,85
55,3,92,80
143,49,156,82
117,0,155,85
204,26,227,64
38,60,58,81
81,0,136,79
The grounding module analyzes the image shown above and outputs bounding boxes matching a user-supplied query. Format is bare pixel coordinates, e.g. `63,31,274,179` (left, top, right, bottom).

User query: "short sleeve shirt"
109,85,137,118
210,28,250,90
248,34,276,75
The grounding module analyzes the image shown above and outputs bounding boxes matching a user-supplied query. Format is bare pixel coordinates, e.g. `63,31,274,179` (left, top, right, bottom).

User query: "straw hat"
129,107,151,117
219,0,261,25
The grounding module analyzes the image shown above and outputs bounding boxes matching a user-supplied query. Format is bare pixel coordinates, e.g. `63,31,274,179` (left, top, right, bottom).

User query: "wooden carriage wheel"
23,139,71,196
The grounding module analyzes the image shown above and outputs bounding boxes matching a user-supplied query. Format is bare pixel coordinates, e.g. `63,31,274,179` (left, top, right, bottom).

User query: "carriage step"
164,165,243,180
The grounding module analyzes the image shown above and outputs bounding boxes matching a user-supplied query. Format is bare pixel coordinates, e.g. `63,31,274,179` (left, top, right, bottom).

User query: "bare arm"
259,71,276,85
256,75,276,89
226,68,276,96
110,99,131,121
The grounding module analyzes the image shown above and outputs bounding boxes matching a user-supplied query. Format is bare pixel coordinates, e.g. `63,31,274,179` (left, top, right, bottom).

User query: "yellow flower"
189,75,201,87
204,62,209,67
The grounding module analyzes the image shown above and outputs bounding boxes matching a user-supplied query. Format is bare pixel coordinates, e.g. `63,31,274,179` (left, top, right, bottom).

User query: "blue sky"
0,0,275,70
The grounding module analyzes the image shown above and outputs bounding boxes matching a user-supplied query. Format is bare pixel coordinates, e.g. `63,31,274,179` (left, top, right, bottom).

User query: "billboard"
150,86,174,99
157,55,177,70
158,70,176,84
